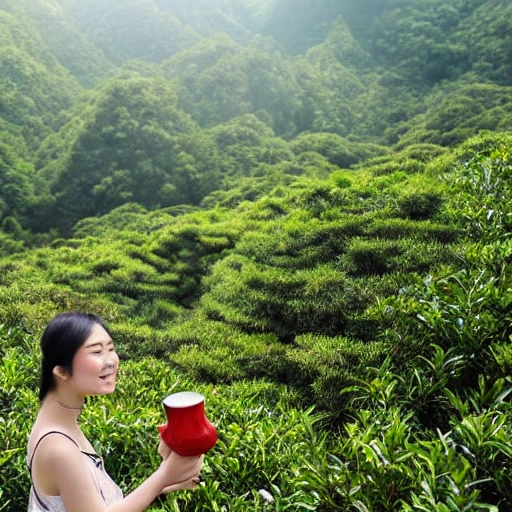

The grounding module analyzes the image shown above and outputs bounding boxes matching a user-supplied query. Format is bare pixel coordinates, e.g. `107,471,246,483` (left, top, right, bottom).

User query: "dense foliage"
2,132,511,511
1,0,511,510
0,0,511,236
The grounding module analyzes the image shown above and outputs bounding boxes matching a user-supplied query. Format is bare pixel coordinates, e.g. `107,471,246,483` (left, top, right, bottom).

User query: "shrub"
1,332,335,512
398,192,444,220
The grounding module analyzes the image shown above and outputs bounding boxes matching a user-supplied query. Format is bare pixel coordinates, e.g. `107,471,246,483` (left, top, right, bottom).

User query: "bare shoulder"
31,431,107,511
30,432,81,496
31,431,84,485
38,431,81,457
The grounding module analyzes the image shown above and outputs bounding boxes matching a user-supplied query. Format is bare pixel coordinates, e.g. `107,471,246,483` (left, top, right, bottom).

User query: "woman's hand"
158,438,171,460
160,475,202,494
157,451,204,494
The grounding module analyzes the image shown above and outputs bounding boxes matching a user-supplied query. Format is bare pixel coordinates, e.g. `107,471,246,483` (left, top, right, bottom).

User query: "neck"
44,391,85,420
55,399,83,414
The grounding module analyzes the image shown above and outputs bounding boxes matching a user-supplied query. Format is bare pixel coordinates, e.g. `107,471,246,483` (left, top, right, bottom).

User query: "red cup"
158,391,218,457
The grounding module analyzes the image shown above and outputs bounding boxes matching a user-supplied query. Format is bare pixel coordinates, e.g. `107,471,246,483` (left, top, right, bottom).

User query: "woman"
27,311,203,512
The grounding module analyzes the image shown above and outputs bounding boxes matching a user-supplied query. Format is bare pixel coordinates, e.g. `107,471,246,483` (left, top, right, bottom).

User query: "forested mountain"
1,0,116,87
0,4,82,148
1,2,512,509
1,0,511,236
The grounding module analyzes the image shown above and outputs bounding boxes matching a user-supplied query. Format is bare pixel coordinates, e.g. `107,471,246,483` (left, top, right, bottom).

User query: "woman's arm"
33,435,202,512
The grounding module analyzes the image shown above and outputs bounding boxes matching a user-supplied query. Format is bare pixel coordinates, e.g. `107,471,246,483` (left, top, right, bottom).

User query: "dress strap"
28,430,80,471
28,431,81,511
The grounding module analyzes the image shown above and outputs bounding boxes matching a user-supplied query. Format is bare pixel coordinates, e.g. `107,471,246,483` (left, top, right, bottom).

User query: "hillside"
1,0,512,510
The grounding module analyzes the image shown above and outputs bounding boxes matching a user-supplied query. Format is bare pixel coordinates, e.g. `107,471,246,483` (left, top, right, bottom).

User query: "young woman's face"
69,323,119,397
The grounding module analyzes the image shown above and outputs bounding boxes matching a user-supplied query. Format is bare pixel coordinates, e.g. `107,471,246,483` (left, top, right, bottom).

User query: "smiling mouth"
99,373,116,380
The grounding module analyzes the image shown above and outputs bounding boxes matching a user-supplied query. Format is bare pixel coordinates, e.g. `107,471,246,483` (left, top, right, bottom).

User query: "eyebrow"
85,340,114,349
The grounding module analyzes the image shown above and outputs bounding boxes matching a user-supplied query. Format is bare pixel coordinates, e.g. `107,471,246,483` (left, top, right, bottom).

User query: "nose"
105,351,119,369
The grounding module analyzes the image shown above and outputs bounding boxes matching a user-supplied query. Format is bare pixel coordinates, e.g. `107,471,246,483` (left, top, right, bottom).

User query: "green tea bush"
0,232,25,256
342,238,450,277
357,144,443,177
320,346,512,510
167,317,288,382
376,267,509,376
397,192,444,220
138,299,184,329
399,144,448,163
0,324,39,511
366,218,460,244
368,159,425,176
348,346,467,431
127,247,175,274
287,334,387,417
0,280,119,332
202,255,374,341
171,345,248,383
290,182,348,216
90,258,122,276
331,171,353,189
447,377,512,506
1,325,338,512
71,203,173,239
343,133,512,508
491,342,512,377
289,131,390,169
332,408,496,511
235,218,366,269
110,322,176,359
0,261,22,286
2,132,511,510
378,135,512,373
449,137,512,240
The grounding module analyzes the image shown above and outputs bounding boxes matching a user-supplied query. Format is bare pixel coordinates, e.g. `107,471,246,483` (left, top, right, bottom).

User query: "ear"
53,365,71,382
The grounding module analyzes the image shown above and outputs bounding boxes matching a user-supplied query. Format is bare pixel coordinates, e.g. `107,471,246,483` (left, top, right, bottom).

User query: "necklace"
56,400,83,414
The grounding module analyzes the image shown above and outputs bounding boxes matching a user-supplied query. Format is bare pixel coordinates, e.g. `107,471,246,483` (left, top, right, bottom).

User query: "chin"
104,383,117,394
91,383,117,396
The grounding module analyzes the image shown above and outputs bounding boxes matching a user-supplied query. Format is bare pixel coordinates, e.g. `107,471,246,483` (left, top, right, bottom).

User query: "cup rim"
163,391,205,408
